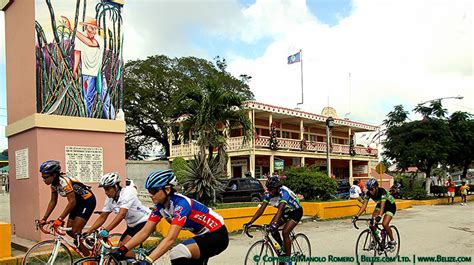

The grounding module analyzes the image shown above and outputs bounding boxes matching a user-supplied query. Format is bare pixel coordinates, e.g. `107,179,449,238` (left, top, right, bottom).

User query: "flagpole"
297,49,304,108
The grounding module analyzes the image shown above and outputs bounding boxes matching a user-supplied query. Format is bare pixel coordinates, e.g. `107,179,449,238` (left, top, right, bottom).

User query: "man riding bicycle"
353,178,397,250
85,172,151,258
111,169,229,264
244,176,303,259
39,160,97,255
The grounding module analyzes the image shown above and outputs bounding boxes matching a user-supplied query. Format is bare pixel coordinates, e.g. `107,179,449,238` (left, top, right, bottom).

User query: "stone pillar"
349,159,353,185
227,156,232,178
4,0,126,241
270,155,274,175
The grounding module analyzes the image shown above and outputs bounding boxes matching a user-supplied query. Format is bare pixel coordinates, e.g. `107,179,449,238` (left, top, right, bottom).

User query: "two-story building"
169,101,387,188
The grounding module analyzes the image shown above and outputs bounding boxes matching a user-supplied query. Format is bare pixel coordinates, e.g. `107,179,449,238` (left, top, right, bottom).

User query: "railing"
170,137,378,157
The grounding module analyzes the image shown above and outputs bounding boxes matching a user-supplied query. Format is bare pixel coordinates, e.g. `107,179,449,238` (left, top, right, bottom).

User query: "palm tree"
174,78,252,167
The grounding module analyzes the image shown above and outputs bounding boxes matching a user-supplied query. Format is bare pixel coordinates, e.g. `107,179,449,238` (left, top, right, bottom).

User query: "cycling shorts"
120,221,146,242
375,202,396,217
68,195,96,221
283,207,303,223
190,225,229,260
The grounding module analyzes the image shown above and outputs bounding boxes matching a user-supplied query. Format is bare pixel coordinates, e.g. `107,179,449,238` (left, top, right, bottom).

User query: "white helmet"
99,172,121,188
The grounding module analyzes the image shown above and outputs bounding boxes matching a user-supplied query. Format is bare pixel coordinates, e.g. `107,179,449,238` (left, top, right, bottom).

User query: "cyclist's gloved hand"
352,216,359,223
99,229,109,238
38,218,47,226
374,216,382,223
243,222,252,230
53,218,64,229
110,246,128,261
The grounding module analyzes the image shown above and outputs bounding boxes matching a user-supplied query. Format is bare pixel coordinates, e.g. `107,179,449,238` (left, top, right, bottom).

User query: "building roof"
0,155,8,162
244,101,379,132
370,168,394,180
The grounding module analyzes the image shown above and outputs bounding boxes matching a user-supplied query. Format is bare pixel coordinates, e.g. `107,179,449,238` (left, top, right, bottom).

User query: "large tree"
447,111,474,178
383,102,453,193
123,55,253,159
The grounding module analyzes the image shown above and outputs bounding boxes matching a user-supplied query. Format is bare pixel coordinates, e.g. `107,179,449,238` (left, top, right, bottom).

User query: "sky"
0,0,473,152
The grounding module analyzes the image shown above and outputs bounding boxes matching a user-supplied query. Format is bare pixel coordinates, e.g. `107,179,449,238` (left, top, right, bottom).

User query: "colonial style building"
169,101,387,187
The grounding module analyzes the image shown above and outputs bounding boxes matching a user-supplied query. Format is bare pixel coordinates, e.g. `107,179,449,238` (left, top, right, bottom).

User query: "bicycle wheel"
383,225,400,258
355,229,376,265
244,240,277,265
23,240,73,265
291,233,311,264
74,255,120,265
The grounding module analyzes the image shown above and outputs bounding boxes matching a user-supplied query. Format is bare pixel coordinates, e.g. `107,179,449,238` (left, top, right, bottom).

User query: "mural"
35,0,124,119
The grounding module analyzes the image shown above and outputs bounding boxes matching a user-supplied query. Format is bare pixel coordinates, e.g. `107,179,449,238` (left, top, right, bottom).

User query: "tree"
172,75,253,170
123,55,253,159
1,149,7,157
447,111,474,179
383,104,453,194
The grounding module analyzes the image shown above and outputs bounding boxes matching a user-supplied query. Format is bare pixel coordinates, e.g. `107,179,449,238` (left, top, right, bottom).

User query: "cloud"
224,0,473,125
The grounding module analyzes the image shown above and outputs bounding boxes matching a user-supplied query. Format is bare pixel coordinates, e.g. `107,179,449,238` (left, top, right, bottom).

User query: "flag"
287,51,301,64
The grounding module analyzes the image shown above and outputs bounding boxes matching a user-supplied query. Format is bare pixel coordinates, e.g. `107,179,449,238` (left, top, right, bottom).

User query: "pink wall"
9,127,126,241
5,0,36,124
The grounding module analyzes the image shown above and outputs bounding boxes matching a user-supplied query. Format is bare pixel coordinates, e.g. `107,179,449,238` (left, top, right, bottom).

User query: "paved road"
211,204,474,264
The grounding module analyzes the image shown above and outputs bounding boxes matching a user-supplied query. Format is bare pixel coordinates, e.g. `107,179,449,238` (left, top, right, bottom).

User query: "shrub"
400,187,428,200
431,185,447,196
171,157,188,184
181,154,226,205
282,167,337,200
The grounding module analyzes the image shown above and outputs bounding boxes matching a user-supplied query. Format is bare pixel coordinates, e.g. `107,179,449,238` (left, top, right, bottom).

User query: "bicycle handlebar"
352,217,382,230
35,219,91,236
243,224,269,238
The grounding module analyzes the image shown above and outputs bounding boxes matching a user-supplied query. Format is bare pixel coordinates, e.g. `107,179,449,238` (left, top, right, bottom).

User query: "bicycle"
243,224,311,265
22,220,122,265
352,218,400,264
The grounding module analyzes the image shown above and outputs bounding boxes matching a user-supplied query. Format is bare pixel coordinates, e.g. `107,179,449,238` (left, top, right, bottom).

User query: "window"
282,131,291,139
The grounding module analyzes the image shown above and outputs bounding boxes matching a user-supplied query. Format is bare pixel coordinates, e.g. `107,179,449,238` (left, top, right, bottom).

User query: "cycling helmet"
99,172,121,188
366,178,379,190
266,176,282,190
145,169,178,190
39,160,61,174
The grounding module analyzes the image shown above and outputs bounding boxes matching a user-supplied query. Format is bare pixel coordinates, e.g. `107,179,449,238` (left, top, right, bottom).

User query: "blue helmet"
145,169,178,190
366,178,379,190
39,160,61,174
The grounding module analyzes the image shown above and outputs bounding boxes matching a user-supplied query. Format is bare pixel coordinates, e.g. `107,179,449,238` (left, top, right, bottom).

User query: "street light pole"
326,117,335,178
418,95,463,105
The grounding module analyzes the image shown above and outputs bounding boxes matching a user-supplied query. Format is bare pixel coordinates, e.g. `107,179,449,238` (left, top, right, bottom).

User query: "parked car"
334,179,350,199
217,178,265,203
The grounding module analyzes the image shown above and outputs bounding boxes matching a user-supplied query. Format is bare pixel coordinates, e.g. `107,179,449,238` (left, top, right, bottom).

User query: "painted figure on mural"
61,16,115,119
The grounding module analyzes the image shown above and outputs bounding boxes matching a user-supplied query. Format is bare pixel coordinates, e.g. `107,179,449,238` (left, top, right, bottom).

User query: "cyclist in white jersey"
86,172,150,258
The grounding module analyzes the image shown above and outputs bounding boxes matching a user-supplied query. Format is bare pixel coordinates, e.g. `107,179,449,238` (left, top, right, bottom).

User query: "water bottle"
374,229,380,241
273,241,281,255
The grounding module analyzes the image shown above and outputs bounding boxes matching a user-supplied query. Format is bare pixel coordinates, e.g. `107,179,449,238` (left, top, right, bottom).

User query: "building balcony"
170,136,378,158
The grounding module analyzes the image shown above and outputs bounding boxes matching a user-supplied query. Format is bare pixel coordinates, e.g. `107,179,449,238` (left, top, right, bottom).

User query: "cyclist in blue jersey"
111,169,229,265
244,176,303,258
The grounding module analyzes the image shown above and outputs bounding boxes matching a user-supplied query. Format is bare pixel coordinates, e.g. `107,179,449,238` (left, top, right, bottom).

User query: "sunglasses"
148,188,161,195
41,174,53,180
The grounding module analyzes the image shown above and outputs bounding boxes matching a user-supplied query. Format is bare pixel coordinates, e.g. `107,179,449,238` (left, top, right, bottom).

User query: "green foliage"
400,187,428,200
171,157,188,184
430,185,447,196
282,167,337,200
123,55,254,159
383,104,452,178
181,154,226,205
447,112,474,179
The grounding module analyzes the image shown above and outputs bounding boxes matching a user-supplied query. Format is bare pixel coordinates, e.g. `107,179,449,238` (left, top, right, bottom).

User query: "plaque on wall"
65,146,103,182
15,148,29,180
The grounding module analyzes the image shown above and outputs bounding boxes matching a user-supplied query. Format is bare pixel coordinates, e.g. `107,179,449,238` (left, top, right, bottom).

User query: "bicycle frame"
244,224,298,255
353,218,388,252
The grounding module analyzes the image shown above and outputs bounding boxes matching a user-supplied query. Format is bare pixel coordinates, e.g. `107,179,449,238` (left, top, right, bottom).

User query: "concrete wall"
126,160,170,192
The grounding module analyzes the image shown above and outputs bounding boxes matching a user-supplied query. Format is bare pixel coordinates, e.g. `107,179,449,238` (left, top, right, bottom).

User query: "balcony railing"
170,136,378,157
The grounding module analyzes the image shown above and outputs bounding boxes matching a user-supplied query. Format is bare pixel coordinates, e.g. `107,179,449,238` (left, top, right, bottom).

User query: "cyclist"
39,160,96,254
353,178,397,250
111,169,229,264
85,172,150,258
244,176,303,259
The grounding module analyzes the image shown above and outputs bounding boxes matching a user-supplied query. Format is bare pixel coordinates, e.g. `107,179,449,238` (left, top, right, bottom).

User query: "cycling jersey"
51,175,93,200
263,186,301,211
148,193,224,235
102,187,151,227
364,188,396,205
